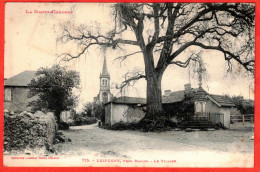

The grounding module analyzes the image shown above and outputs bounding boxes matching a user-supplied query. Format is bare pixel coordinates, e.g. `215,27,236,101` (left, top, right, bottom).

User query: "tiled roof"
110,96,146,105
162,90,185,103
105,89,236,108
208,94,236,107
162,88,202,104
4,70,36,87
194,87,208,101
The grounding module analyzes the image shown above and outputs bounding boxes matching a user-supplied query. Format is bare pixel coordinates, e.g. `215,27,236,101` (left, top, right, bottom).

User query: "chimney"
164,90,171,96
184,84,191,91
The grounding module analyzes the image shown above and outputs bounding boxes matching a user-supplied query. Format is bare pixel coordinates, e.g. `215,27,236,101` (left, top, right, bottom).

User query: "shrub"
73,114,97,126
81,103,94,117
102,119,177,132
59,122,70,130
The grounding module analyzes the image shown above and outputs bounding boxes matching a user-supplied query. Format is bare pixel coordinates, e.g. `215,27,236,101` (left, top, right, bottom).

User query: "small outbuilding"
104,96,146,126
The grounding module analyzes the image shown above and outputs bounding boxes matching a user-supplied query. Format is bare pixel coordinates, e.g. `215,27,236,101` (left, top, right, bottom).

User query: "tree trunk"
138,50,175,131
146,71,164,119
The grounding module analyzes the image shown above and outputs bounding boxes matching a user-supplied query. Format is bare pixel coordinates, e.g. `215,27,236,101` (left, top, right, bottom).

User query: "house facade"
104,84,235,128
4,71,36,112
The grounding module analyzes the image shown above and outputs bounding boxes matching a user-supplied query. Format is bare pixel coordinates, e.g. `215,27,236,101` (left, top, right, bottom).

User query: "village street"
52,123,254,167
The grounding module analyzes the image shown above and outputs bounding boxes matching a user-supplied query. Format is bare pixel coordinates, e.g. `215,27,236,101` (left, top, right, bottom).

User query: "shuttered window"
4,88,12,102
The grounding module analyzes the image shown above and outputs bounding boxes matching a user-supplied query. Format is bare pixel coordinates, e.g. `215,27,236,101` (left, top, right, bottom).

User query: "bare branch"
191,42,255,73
113,51,142,64
115,69,146,94
170,52,200,68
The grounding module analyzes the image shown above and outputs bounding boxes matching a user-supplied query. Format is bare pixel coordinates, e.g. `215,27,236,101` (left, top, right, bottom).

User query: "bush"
59,122,70,130
163,94,195,123
73,114,97,126
102,118,177,132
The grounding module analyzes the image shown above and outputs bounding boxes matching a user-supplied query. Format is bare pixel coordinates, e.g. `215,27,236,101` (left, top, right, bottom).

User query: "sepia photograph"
3,2,255,167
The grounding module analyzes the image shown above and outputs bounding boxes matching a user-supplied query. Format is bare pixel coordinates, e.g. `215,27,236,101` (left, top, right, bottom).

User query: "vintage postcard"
3,2,255,167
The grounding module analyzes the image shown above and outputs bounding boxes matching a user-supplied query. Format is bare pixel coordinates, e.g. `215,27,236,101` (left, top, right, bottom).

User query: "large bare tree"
59,3,255,129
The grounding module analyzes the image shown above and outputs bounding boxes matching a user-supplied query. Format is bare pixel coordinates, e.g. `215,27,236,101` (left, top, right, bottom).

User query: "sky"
5,3,255,111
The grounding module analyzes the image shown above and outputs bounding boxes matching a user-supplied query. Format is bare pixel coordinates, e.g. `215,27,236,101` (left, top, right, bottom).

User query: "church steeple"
97,56,111,104
100,56,110,78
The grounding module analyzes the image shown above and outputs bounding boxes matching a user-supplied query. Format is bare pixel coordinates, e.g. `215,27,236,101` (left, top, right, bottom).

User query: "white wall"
108,103,145,126
111,104,129,125
220,107,231,128
205,100,231,128
60,111,72,123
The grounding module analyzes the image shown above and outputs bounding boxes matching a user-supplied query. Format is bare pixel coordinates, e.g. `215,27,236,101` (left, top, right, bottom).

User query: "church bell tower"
98,56,111,103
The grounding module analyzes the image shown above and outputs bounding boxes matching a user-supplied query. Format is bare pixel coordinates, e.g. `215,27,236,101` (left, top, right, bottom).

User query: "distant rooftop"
104,87,236,107
209,94,236,107
162,88,202,104
107,96,146,105
4,70,36,87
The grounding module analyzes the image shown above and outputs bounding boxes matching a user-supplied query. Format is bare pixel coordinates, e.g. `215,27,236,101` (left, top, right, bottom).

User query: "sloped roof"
100,56,110,78
107,96,146,105
4,70,36,87
208,94,236,107
162,90,185,103
105,89,236,107
194,87,208,101
162,88,201,104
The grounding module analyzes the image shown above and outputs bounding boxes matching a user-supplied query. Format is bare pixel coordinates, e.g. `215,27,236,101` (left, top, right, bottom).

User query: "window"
102,79,107,86
4,88,12,102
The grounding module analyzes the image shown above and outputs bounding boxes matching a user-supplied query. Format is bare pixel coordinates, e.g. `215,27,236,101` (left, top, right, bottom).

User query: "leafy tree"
81,103,94,117
28,65,80,123
93,103,105,122
59,3,254,130
231,96,254,114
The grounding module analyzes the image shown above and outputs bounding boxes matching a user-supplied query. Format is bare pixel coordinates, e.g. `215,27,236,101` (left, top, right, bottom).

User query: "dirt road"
51,122,254,167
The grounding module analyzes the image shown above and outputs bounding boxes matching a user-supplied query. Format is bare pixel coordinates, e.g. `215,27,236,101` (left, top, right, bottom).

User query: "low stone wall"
4,110,58,152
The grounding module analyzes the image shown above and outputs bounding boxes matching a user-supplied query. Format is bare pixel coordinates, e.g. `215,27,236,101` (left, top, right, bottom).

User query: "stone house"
4,70,37,112
104,84,235,128
4,70,74,122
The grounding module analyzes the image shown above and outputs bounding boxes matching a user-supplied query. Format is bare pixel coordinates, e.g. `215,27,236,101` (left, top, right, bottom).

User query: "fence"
208,113,224,124
192,113,224,125
231,114,254,124
192,113,224,124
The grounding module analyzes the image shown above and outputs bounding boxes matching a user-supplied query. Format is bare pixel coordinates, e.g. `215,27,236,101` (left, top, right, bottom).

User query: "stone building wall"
4,87,37,113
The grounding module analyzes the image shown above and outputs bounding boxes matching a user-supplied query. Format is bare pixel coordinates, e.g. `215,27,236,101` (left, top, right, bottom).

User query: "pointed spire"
100,56,110,78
